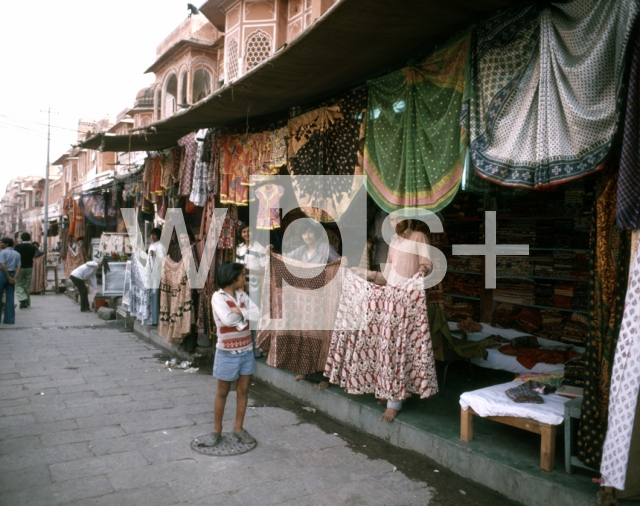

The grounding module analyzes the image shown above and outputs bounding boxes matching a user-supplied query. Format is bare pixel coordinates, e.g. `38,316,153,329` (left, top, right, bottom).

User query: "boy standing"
205,262,259,447
14,232,37,308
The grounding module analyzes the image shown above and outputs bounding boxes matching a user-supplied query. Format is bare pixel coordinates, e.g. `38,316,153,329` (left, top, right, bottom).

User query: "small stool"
45,266,59,293
564,397,597,474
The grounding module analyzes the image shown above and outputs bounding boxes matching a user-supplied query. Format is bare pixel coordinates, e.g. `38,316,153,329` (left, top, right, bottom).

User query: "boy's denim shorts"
213,349,256,381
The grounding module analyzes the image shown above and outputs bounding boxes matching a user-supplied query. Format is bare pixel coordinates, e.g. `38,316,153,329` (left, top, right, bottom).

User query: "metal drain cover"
191,432,257,456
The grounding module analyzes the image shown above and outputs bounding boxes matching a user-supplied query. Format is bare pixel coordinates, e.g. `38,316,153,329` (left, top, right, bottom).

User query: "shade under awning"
81,0,521,153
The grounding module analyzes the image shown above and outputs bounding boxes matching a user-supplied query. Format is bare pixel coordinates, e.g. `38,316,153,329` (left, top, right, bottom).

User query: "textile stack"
444,296,479,322
494,279,535,306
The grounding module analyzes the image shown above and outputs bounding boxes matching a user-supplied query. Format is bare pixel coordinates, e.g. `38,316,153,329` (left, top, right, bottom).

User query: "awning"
81,0,521,153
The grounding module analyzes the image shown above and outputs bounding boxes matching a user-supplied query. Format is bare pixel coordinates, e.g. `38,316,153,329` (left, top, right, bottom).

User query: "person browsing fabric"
14,232,37,309
284,219,340,390
147,228,166,326
201,262,260,448
0,238,22,324
352,214,433,422
70,259,104,312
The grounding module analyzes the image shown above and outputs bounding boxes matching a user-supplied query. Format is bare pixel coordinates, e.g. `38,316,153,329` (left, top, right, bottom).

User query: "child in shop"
204,262,260,447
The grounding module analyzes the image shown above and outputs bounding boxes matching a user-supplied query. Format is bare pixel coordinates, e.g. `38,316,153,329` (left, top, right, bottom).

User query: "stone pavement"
0,294,518,506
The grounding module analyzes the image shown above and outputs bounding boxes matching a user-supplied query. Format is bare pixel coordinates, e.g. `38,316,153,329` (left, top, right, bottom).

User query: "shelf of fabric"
492,299,588,315
495,275,588,283
443,293,482,301
447,270,481,276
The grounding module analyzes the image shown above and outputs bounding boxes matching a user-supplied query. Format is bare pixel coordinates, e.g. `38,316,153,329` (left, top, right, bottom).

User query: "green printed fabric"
364,32,469,213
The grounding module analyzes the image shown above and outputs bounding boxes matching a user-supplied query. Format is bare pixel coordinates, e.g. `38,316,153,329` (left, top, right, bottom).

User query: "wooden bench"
461,406,557,471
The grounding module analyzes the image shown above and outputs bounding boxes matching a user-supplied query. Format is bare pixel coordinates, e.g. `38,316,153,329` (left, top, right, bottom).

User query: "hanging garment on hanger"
190,129,210,207
465,0,638,188
254,184,285,230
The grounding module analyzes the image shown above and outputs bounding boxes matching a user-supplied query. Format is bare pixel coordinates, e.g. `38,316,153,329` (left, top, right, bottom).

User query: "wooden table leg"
540,424,556,472
461,408,474,442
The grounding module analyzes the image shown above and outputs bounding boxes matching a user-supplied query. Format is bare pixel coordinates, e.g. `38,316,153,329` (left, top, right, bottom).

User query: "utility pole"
42,107,50,264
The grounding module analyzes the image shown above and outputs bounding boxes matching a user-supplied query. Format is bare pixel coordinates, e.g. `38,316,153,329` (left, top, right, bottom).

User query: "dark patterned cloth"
578,168,631,468
287,88,367,222
617,28,640,230
256,253,344,375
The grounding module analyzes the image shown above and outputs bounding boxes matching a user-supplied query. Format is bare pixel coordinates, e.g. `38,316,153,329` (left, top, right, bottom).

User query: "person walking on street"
69,260,103,312
14,233,37,309
0,238,22,324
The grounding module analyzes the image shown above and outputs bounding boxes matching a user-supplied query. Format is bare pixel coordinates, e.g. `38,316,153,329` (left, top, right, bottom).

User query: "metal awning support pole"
42,107,50,266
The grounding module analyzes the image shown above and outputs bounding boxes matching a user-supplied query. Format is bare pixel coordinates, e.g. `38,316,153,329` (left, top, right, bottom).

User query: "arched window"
227,38,239,82
192,68,212,103
164,74,178,117
180,71,188,105
245,30,272,71
155,89,161,120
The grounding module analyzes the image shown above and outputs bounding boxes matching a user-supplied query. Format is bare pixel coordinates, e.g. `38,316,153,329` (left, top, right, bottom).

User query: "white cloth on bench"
460,381,571,426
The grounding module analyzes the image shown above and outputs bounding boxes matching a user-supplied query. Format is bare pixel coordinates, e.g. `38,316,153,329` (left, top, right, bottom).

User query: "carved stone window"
245,30,272,71
227,38,239,81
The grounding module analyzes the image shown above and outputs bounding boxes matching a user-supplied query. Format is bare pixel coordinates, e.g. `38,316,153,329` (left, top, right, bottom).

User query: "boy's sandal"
196,432,221,447
234,429,256,444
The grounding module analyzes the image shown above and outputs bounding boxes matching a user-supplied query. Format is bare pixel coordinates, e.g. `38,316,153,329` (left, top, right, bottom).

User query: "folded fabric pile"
457,317,482,334
536,222,555,248
510,335,540,348
515,307,542,333
443,274,481,298
563,359,585,387
495,279,535,305
444,296,479,322
492,303,520,328
505,381,556,404
563,181,586,217
496,220,536,245
553,251,573,279
516,372,564,388
572,284,588,311
571,252,589,280
497,257,533,276
535,282,554,306
559,313,588,346
553,220,574,249
477,334,510,349
498,344,581,370
533,256,554,277
552,284,574,309
572,218,591,249
326,271,438,402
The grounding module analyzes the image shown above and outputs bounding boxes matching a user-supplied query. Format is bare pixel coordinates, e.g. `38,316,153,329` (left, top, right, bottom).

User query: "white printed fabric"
601,235,640,490
325,270,438,402
129,251,152,326
465,0,638,188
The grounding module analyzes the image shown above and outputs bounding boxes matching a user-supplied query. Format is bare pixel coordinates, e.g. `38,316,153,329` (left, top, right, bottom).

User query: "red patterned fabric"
498,345,581,370
325,270,438,402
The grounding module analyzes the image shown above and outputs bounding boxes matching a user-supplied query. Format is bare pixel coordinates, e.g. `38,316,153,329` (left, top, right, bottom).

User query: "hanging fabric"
601,233,640,490
219,134,252,206
74,198,85,238
255,184,285,230
578,168,631,468
617,27,640,230
465,0,638,188
325,270,438,402
287,88,367,223
158,257,193,343
256,253,345,375
364,32,469,213
178,132,198,197
129,251,152,326
189,129,210,207
270,126,287,169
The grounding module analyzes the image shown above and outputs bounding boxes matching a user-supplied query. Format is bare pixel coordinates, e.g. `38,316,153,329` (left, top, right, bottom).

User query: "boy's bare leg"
214,380,231,434
234,375,251,432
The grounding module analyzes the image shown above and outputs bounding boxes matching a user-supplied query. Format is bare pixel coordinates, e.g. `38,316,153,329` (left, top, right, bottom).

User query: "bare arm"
11,266,20,285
